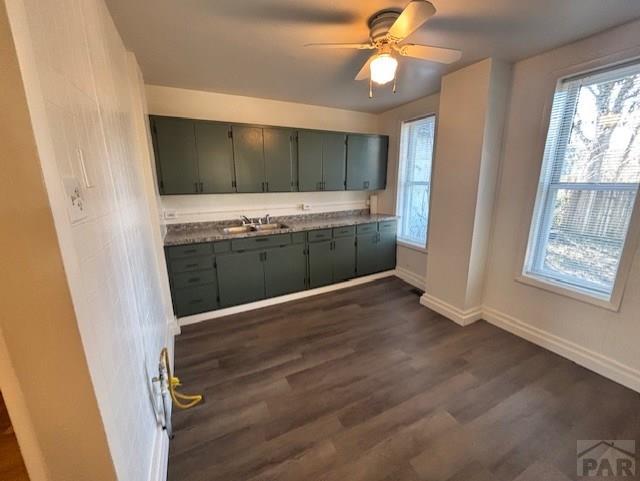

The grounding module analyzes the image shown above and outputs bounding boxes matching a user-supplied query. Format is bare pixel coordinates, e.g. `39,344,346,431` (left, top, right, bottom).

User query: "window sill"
515,274,621,312
397,240,428,254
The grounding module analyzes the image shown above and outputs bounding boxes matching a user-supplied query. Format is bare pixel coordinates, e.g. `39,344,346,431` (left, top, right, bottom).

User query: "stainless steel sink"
222,223,288,234
222,225,254,234
254,223,287,231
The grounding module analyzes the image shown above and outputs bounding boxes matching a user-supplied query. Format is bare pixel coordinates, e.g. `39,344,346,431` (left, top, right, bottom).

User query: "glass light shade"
370,53,398,85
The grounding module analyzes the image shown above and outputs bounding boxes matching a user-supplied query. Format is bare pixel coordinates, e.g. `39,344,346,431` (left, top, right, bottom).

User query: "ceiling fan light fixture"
370,53,398,85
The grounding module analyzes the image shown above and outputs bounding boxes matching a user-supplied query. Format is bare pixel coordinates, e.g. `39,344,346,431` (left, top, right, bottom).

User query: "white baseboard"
178,271,395,327
419,293,482,326
394,267,425,290
482,306,640,393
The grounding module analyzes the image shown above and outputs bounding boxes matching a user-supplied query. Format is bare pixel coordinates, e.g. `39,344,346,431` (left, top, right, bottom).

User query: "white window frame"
519,60,640,311
395,114,436,252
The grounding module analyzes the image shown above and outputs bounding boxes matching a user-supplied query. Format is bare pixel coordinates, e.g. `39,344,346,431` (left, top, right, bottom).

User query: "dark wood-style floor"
169,277,640,481
0,391,29,481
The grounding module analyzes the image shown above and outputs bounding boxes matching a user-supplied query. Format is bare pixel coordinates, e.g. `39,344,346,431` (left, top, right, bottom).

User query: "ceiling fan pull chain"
393,66,398,94
369,77,373,99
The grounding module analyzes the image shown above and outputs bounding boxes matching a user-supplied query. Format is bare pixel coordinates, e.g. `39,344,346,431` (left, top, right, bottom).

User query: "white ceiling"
105,0,640,113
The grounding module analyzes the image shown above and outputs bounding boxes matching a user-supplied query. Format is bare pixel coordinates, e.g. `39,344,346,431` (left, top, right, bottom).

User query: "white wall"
7,0,173,479
377,94,440,288
146,85,382,222
424,59,510,320
484,20,640,390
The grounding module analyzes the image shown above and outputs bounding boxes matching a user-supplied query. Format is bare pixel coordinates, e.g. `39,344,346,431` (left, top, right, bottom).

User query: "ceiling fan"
305,0,462,98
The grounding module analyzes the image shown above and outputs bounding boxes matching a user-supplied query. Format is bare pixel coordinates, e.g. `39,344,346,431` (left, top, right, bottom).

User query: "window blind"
524,62,640,298
397,115,436,247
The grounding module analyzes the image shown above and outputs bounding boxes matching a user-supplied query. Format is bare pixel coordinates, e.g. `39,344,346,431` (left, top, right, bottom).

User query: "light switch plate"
63,176,87,223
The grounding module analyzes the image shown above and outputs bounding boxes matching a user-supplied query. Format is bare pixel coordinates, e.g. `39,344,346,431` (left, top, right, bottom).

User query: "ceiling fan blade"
355,55,376,81
397,44,462,64
387,0,436,42
305,43,375,49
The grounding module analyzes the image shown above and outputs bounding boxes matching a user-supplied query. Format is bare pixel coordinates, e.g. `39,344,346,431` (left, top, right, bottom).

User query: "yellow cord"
160,347,203,409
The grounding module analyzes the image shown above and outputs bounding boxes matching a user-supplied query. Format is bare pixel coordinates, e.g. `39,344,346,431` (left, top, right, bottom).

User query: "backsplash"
161,191,371,224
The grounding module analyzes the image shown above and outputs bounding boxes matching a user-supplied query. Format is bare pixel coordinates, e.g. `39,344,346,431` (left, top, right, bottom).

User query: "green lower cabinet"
333,237,356,282
378,230,397,272
308,240,333,288
264,244,307,297
217,251,266,307
356,233,379,276
172,283,218,317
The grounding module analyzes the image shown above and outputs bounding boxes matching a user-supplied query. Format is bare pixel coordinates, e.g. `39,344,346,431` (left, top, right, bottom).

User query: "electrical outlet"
301,203,311,211
164,209,177,219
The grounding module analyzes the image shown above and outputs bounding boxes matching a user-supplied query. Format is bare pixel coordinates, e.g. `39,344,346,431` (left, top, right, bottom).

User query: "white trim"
483,306,640,393
147,427,169,481
419,293,482,326
167,315,181,336
178,271,395,326
394,267,425,290
397,239,428,254
516,274,616,311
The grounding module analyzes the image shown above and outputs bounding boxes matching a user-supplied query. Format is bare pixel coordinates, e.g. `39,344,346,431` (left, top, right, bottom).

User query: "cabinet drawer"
231,233,291,251
172,270,217,289
214,240,231,253
378,220,397,232
173,284,218,317
308,229,332,242
171,256,215,273
356,223,377,235
167,243,213,259
292,232,306,244
333,225,355,238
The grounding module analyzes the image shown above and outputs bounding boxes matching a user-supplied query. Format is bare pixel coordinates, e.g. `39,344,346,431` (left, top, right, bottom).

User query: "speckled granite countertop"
164,209,398,246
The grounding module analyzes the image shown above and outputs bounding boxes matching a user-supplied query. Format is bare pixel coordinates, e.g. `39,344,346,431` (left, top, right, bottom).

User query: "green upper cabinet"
264,128,297,192
151,116,199,194
346,134,389,191
150,115,388,194
298,130,324,191
194,121,235,193
233,126,265,193
322,133,347,191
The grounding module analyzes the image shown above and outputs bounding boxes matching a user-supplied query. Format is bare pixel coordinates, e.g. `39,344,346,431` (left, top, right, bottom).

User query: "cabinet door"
333,236,356,282
356,233,379,276
195,121,235,193
370,135,389,190
264,244,307,297
233,126,265,193
308,240,333,288
322,133,346,191
216,251,265,307
172,283,218,317
264,128,295,192
152,116,199,194
298,130,323,191
378,230,397,272
346,134,388,191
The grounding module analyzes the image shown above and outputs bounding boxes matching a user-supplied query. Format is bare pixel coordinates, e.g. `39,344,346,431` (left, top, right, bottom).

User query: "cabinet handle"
265,181,269,192
185,263,199,268
194,182,199,193
261,182,265,192
187,277,200,283
189,299,203,304
183,249,197,254
255,238,269,242
199,182,204,192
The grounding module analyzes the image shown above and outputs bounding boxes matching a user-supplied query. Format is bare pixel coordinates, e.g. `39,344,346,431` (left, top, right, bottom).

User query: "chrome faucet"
240,215,252,225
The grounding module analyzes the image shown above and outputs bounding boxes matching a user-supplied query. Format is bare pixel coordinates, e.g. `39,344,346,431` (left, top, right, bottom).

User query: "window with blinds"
524,62,640,299
396,115,436,248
